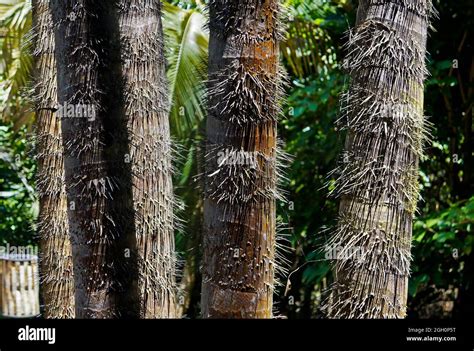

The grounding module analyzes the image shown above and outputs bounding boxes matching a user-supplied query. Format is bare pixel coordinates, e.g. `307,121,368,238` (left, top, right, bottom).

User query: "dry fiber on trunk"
51,0,177,318
32,0,75,318
52,0,136,318
327,0,434,318
117,0,177,318
201,0,285,318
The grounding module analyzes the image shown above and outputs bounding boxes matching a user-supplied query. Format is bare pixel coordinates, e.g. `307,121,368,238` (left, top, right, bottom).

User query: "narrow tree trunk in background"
32,0,75,318
328,0,433,318
202,0,283,318
52,0,133,318
117,0,177,318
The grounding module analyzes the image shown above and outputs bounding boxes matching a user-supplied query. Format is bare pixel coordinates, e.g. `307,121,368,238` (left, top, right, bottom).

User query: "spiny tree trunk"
328,0,433,318
117,0,177,318
52,0,135,318
202,0,284,318
32,0,75,318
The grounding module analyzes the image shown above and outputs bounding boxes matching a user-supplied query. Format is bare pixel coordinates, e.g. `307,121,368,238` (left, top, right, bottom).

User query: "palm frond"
164,2,208,139
0,0,32,126
282,0,343,79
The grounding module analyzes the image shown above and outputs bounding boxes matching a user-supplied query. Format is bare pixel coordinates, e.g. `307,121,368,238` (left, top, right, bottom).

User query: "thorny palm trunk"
202,0,284,318
117,0,177,318
328,0,433,318
33,0,75,318
52,0,134,318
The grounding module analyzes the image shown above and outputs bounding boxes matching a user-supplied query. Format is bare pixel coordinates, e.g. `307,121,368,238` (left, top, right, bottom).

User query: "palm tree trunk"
32,0,75,319
201,0,283,318
328,0,433,318
51,0,133,318
117,0,177,318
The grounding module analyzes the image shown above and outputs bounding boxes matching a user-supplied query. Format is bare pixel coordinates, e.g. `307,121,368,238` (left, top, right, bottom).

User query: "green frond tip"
164,2,209,139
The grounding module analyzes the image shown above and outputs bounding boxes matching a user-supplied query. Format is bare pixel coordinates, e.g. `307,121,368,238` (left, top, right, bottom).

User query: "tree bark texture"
202,0,284,318
328,0,433,318
32,0,75,319
117,0,177,318
52,0,136,318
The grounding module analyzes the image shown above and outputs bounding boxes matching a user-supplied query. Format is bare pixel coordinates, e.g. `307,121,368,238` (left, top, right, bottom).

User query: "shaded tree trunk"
117,0,177,318
201,0,283,318
328,0,433,318
52,0,135,318
32,0,75,318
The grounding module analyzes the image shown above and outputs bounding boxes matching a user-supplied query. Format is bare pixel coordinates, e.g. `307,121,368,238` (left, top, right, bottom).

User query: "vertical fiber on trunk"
32,0,75,319
327,0,434,318
52,0,133,318
202,0,285,318
117,0,177,318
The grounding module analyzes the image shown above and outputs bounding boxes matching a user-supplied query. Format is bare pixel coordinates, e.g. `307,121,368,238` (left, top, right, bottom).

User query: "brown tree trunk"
32,0,75,318
117,0,177,318
328,0,433,318
201,0,283,318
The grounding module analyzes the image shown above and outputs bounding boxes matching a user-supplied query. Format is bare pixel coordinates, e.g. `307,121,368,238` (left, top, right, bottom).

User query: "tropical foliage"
0,0,472,318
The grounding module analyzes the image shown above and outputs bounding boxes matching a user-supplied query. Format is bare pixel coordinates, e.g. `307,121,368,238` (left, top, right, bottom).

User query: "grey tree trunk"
328,0,433,318
52,0,177,318
201,0,284,318
117,0,177,318
51,0,134,318
32,0,75,319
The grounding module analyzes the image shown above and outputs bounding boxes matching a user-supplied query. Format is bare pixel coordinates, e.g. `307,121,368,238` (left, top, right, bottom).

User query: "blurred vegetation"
0,122,36,246
0,0,472,318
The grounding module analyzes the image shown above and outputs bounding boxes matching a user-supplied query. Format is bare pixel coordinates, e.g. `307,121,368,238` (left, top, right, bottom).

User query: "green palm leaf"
164,2,208,139
282,0,346,79
0,0,32,126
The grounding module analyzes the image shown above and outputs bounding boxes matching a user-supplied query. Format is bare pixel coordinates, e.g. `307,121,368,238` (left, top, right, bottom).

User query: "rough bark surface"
52,0,134,318
201,0,284,318
327,0,433,318
32,0,75,319
117,0,177,318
